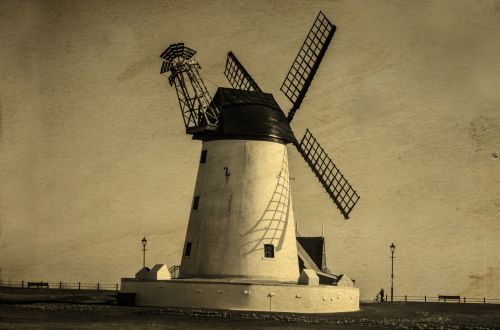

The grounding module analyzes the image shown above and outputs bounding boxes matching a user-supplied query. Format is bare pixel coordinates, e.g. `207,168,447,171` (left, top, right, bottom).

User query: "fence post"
116,283,118,291
385,294,388,302
78,282,81,290
464,297,466,303
405,295,407,302
59,281,62,289
424,295,426,302
484,297,486,304
22,280,24,288
97,282,100,291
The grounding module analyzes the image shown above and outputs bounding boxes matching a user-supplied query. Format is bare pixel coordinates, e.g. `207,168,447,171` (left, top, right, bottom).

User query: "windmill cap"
198,88,294,144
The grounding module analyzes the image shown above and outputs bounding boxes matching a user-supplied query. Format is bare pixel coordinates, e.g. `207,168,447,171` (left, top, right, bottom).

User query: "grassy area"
1,287,499,329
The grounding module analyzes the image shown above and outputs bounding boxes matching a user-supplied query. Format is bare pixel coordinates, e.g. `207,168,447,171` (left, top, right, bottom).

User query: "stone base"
120,278,359,313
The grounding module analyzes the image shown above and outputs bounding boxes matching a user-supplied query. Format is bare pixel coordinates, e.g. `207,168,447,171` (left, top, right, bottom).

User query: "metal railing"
169,265,180,279
0,280,119,291
364,294,500,304
6,278,497,305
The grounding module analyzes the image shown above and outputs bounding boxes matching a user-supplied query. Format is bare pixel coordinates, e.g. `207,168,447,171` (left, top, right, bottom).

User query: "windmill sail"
281,11,336,122
160,43,196,74
295,129,359,219
224,52,262,92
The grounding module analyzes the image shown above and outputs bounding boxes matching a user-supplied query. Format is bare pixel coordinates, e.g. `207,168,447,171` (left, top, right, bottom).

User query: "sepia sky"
1,0,499,300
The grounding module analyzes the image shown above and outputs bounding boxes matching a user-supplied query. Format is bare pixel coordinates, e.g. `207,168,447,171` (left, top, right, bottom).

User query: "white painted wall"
122,279,360,313
148,264,171,280
180,139,299,282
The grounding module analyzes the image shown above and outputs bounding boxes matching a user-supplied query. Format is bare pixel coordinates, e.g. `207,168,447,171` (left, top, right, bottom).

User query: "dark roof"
194,88,295,143
213,87,281,111
296,236,324,270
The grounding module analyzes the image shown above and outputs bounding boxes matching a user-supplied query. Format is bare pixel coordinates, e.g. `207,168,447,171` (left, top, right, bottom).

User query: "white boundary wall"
121,278,359,313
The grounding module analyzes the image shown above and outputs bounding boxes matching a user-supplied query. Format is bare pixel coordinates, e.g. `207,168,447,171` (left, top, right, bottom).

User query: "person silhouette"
379,288,385,302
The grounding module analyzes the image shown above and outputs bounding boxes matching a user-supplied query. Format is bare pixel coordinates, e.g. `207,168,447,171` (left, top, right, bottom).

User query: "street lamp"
390,242,396,302
141,237,147,268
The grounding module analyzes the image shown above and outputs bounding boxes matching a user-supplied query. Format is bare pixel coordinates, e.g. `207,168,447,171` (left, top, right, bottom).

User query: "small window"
192,196,200,210
184,242,192,256
264,244,274,258
200,150,208,164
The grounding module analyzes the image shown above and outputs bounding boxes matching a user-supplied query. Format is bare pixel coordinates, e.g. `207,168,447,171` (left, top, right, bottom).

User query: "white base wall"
121,278,359,313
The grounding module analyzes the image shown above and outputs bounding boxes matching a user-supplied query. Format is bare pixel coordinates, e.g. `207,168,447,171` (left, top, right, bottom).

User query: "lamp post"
141,237,147,268
390,242,396,302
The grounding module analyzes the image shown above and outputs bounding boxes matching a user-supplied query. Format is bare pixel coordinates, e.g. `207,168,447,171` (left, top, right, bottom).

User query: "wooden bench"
438,295,460,302
27,282,49,289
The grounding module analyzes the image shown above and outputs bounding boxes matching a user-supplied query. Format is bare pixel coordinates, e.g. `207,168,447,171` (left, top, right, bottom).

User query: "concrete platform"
121,278,359,313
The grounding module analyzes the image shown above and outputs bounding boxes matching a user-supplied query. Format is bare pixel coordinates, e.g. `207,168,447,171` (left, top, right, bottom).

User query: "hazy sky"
1,0,499,300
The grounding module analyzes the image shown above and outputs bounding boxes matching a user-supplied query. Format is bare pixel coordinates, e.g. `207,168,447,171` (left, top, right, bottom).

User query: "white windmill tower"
121,11,361,313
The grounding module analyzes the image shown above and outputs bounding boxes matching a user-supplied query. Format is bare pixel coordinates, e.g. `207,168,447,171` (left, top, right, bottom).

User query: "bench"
438,295,460,302
27,282,49,289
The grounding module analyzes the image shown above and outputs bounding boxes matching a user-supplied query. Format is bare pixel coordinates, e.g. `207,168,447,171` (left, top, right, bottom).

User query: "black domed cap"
195,88,295,144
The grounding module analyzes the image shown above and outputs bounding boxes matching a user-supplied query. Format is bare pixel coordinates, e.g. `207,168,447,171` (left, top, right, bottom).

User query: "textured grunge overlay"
0,0,499,300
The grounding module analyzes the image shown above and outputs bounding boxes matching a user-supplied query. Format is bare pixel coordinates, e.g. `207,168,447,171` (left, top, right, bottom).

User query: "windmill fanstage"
121,11,361,313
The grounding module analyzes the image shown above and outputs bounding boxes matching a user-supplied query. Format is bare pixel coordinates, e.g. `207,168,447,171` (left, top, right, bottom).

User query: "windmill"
159,11,359,283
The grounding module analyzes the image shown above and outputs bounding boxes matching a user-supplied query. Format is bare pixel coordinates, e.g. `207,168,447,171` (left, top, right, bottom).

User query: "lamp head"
390,242,395,253
141,237,147,248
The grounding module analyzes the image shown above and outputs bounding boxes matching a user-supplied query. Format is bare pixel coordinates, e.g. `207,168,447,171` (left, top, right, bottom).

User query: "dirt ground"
0,288,499,329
